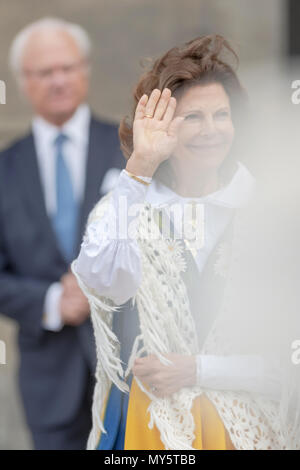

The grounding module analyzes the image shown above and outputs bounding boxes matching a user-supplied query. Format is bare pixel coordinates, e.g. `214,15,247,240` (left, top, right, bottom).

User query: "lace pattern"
72,194,290,450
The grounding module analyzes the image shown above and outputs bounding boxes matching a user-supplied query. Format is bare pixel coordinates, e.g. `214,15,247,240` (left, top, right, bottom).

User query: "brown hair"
119,34,248,184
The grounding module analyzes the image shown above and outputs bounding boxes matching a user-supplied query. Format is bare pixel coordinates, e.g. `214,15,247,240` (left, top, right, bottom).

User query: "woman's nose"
199,116,216,136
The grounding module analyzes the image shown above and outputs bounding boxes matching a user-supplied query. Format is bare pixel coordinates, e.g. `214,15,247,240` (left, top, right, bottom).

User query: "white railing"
0,340,6,365
0,80,6,105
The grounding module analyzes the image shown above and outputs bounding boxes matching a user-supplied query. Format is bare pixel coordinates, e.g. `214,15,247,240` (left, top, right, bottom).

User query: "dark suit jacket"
0,116,124,432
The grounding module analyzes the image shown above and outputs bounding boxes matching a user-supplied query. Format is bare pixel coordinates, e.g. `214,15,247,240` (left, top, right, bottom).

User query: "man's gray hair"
9,17,92,78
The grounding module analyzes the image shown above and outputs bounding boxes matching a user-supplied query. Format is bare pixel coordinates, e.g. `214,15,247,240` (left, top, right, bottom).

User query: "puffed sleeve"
74,170,152,305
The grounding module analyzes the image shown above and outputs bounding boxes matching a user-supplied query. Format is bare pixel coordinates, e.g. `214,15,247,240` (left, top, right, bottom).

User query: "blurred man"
0,18,123,449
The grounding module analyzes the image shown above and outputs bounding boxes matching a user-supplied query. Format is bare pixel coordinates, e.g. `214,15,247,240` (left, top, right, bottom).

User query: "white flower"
167,240,187,272
214,242,231,278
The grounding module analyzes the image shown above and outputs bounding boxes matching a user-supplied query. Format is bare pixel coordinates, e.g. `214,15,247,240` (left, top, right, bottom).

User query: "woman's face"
171,82,235,173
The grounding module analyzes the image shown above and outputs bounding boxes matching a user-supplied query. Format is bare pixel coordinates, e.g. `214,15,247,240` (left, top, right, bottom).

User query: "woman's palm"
133,116,178,161
132,89,184,164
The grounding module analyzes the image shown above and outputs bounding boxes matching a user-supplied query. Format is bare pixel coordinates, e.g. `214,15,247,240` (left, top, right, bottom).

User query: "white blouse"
74,163,280,401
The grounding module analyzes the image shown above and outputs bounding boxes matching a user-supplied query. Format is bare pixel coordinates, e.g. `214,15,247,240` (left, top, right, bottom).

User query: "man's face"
21,29,89,125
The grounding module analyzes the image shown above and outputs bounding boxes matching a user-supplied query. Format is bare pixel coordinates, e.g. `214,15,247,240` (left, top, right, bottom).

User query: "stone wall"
0,0,286,147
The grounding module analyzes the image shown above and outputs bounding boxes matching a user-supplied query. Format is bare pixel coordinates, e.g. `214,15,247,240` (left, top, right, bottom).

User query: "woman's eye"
215,110,230,119
185,113,201,121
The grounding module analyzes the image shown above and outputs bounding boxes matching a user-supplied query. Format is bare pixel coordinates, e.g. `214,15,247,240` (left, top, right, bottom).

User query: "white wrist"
124,169,152,184
196,354,202,386
43,282,64,331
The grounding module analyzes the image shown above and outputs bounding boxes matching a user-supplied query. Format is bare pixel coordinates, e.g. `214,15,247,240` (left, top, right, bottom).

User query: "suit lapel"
154,205,236,349
75,117,119,370
15,133,67,267
181,217,235,349
76,118,111,251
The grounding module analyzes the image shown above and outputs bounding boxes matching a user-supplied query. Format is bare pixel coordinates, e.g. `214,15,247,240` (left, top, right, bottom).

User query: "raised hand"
126,88,184,178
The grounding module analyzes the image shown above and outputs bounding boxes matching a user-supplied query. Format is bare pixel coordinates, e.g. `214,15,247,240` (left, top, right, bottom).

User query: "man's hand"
132,353,197,398
60,271,90,326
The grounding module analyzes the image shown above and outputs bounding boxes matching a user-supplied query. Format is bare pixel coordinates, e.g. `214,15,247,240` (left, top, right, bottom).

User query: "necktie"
52,133,78,263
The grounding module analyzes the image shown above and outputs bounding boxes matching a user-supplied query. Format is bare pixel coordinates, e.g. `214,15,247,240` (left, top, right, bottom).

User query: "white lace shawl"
72,193,294,450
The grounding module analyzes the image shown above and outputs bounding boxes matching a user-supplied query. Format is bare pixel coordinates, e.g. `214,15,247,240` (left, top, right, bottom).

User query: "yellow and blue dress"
96,294,234,450
97,374,234,450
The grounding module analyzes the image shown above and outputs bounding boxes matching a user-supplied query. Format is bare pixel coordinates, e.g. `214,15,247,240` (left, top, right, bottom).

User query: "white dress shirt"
32,104,91,331
33,104,91,215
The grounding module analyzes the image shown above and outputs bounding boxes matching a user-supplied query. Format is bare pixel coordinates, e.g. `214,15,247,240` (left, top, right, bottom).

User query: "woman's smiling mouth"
186,142,224,152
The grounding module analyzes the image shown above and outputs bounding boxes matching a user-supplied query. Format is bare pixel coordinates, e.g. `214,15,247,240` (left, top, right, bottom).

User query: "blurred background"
0,0,299,450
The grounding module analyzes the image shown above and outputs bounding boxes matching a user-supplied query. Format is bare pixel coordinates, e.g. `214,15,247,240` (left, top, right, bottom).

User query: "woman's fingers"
135,88,177,124
168,115,185,137
132,364,153,379
144,89,161,118
162,96,177,125
133,356,158,379
153,88,172,120
134,94,149,120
